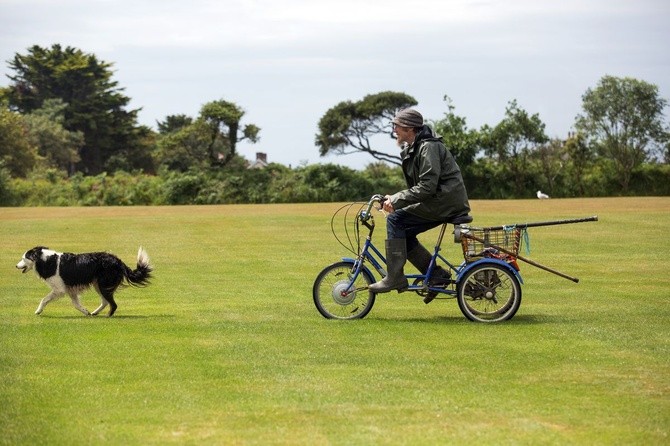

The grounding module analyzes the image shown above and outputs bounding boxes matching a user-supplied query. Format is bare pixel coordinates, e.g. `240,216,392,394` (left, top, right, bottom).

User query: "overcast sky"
1,0,668,168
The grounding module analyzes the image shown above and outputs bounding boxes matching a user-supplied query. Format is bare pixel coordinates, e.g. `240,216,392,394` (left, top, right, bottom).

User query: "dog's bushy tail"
124,246,153,287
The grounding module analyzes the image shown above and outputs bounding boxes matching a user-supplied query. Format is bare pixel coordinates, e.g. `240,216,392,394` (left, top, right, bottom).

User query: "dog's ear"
26,246,47,260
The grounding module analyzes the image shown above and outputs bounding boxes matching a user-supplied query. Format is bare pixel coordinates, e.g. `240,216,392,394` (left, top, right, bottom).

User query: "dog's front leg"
35,291,62,315
68,292,91,316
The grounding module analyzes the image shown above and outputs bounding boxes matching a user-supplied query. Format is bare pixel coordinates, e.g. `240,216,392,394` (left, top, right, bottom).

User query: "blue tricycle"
313,194,597,323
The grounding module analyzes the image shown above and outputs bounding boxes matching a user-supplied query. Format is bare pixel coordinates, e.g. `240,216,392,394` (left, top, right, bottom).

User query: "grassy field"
1,198,668,445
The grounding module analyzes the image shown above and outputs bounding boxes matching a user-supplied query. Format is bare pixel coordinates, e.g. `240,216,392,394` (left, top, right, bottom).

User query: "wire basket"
460,226,522,262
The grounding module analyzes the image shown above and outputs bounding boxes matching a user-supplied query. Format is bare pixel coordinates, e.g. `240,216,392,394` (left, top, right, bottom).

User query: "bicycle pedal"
423,294,437,304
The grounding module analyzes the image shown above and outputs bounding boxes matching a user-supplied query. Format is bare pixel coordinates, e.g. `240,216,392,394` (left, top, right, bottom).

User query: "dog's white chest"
44,273,67,293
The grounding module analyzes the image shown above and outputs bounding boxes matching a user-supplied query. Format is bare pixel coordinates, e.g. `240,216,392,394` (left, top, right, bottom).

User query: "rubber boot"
369,239,409,293
407,244,451,304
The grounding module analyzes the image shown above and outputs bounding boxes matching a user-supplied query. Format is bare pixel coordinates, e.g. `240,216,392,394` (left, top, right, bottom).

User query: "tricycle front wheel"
313,261,376,320
457,263,521,322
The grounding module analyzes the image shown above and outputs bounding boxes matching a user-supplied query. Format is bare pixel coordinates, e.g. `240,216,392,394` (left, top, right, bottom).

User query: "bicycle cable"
329,197,386,257
330,201,364,256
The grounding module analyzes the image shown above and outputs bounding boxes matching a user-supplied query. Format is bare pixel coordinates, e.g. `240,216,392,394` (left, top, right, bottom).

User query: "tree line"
1,44,668,206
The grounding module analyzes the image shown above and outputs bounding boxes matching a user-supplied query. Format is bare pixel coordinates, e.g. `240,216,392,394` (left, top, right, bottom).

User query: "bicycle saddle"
447,214,473,225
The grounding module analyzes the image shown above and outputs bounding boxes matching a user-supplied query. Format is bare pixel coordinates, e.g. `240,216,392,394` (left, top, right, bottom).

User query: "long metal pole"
480,216,598,231
465,234,581,283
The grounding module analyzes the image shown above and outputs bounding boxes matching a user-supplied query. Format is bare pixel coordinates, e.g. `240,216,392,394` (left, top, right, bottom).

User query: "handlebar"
360,194,386,222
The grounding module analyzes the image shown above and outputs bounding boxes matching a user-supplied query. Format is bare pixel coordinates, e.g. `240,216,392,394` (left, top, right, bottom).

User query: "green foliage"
561,132,596,197
9,170,162,206
316,91,417,165
431,96,481,188
154,121,212,172
467,157,510,199
156,161,396,205
0,105,37,176
360,162,406,195
0,162,16,205
292,164,366,202
482,100,549,197
156,114,193,134
576,75,670,192
628,162,670,196
152,101,260,172
529,138,565,195
161,170,208,205
23,98,83,173
4,44,152,174
5,156,669,206
6,159,399,206
199,99,260,166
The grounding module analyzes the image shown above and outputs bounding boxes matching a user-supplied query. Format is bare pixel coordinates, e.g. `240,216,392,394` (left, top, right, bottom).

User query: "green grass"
1,198,668,445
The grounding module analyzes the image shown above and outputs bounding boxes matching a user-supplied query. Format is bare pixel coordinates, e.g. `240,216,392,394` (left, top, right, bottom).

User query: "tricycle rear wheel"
456,263,521,322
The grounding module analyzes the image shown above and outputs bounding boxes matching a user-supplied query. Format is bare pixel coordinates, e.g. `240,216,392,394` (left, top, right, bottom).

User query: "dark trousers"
386,209,442,252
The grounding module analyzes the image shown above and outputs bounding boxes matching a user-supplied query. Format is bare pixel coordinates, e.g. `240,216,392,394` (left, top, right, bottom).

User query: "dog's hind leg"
91,299,108,316
96,286,118,317
35,291,63,315
90,283,108,316
67,290,91,316
104,293,118,317
96,277,121,317
95,273,123,317
90,283,107,316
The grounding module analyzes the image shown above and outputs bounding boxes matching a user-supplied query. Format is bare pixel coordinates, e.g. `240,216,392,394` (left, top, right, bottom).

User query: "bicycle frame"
340,206,523,300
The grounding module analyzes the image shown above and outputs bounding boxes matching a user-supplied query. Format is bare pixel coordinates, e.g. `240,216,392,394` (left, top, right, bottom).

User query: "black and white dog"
16,246,152,317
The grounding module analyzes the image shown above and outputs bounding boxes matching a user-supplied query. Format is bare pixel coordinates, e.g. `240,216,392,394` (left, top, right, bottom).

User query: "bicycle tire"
456,263,521,322
313,261,376,320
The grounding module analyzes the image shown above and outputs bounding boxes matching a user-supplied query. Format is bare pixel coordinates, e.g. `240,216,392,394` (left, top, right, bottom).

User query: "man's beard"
396,136,411,148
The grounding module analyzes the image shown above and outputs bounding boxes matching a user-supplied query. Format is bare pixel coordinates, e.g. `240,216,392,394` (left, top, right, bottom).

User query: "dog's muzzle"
16,261,28,273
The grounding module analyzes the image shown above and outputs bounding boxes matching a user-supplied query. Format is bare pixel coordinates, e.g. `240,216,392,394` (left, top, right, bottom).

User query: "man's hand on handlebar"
365,194,394,219
381,195,394,213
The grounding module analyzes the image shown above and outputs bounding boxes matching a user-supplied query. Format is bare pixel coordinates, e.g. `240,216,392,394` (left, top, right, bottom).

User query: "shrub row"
1,162,667,207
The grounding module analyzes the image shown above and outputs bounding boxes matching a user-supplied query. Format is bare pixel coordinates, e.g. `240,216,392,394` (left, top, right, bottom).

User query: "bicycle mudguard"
457,258,524,285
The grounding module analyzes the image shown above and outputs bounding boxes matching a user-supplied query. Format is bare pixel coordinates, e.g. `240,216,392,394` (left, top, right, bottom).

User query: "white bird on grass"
537,190,550,199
